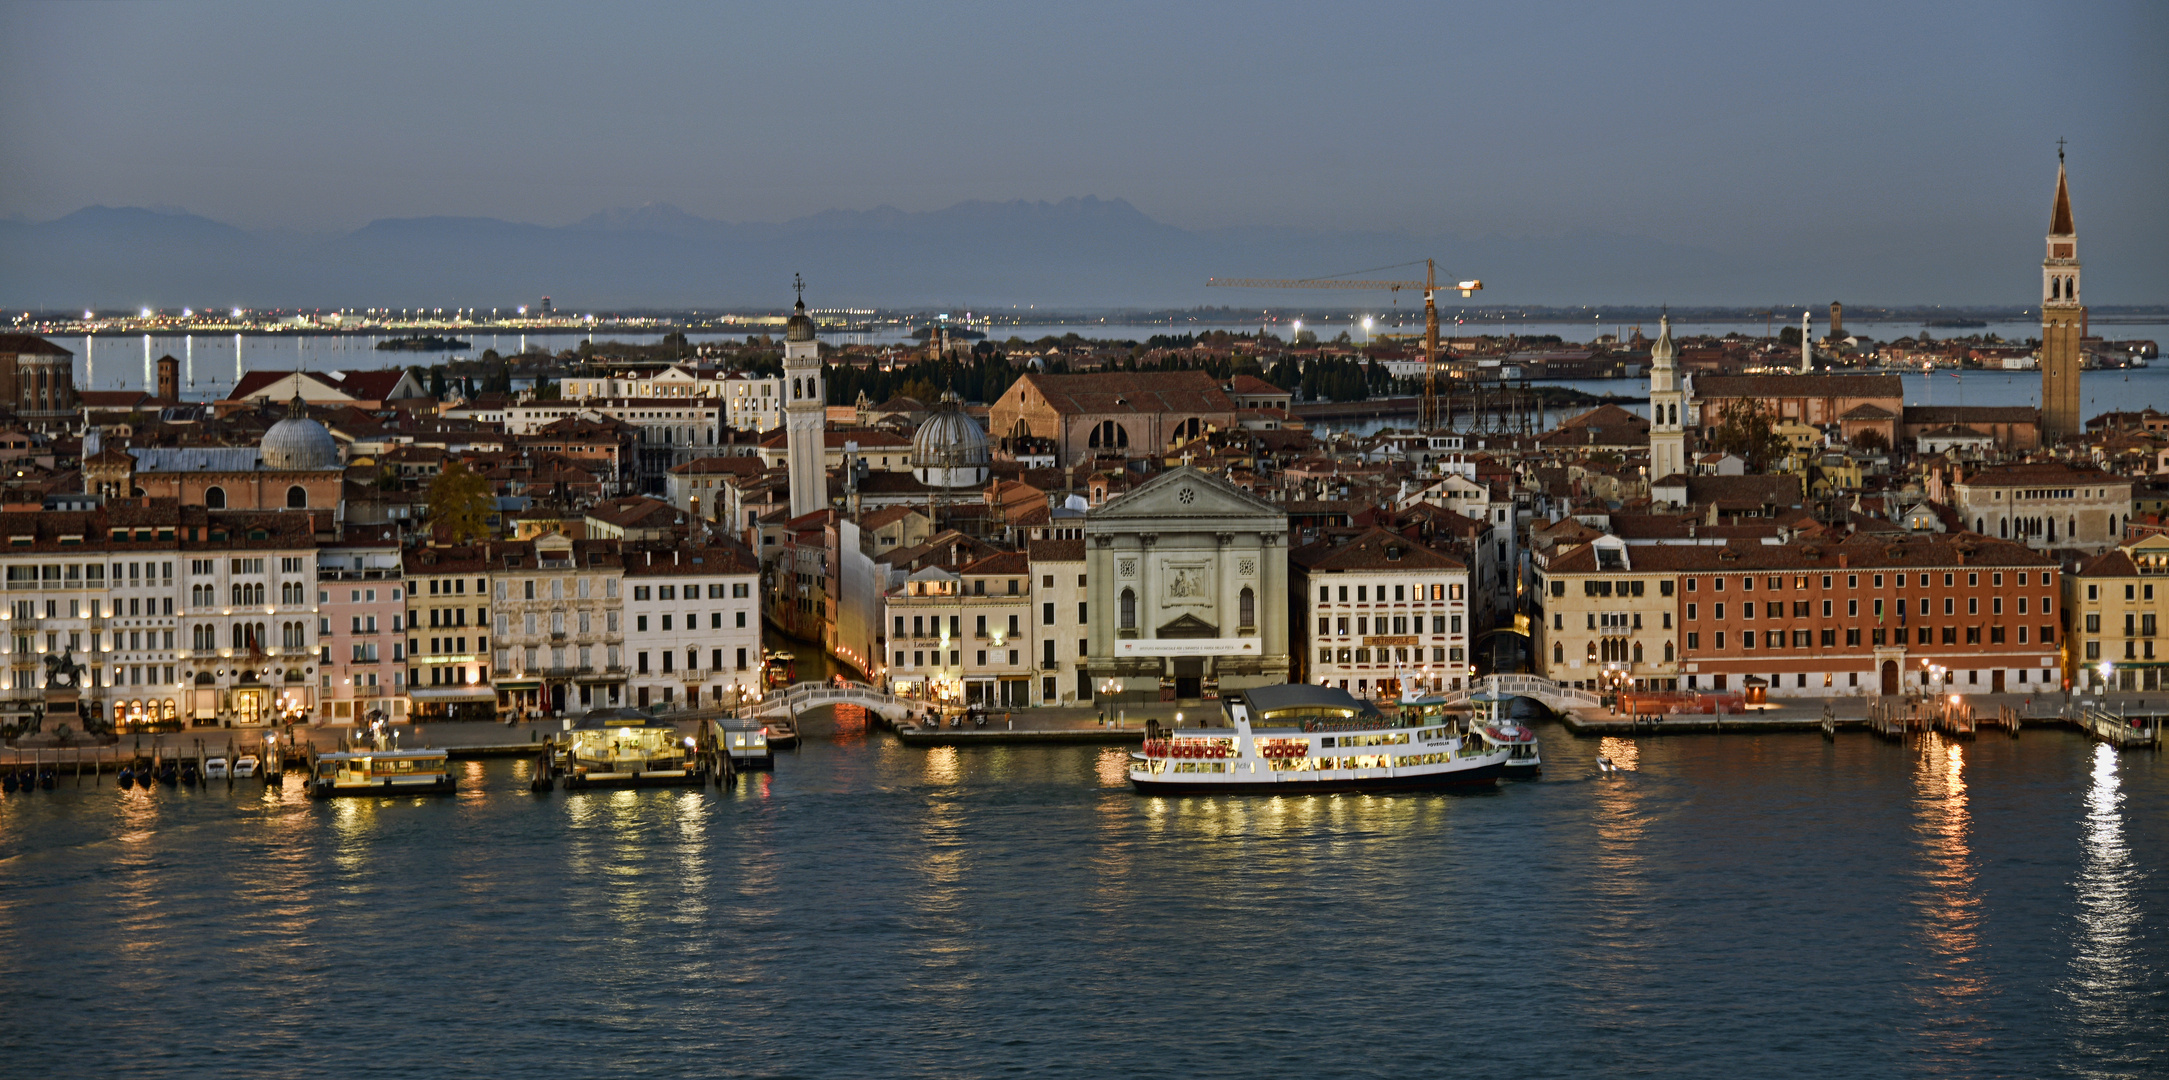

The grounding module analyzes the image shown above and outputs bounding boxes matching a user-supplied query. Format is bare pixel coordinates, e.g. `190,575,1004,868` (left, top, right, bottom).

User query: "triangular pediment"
1156,612,1220,638
1087,467,1282,524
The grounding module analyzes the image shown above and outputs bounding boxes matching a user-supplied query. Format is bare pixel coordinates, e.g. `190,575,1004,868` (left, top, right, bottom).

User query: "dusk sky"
3,0,2164,304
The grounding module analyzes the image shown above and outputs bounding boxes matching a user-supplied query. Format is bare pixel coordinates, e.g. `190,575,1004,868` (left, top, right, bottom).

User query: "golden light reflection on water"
1586,737,1653,990
111,783,169,963
1597,736,1640,771
923,745,960,786
2063,742,2142,1051
1908,733,1986,1054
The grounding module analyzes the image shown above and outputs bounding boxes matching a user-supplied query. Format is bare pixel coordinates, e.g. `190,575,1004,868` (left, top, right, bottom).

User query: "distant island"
1922,318,1989,329
376,335,471,351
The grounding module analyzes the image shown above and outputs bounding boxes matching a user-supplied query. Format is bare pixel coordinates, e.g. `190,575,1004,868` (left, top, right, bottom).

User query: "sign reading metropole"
1114,638,1262,658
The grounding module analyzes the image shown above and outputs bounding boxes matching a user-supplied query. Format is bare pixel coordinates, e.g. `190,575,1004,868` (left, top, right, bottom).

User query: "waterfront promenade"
6,689,2166,769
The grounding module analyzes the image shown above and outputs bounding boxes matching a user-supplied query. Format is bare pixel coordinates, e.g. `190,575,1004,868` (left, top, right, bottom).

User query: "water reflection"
2063,743,2143,1061
1093,747,1131,788
1907,734,1986,1057
1585,736,1653,995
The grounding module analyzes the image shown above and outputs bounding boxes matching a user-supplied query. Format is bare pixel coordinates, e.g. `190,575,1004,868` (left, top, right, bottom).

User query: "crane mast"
1206,260,1482,433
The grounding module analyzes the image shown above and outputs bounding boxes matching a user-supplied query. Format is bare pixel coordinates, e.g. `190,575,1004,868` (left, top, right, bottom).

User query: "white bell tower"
1648,312,1686,483
783,274,826,519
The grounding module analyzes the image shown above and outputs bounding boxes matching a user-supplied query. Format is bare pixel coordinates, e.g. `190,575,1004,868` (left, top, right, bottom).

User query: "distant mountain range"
0,198,1978,311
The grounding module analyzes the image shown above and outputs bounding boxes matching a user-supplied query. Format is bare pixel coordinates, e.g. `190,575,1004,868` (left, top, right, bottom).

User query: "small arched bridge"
733,681,911,723
1439,674,1600,713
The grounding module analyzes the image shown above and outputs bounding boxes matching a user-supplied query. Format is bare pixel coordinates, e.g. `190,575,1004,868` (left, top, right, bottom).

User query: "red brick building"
1673,533,2061,696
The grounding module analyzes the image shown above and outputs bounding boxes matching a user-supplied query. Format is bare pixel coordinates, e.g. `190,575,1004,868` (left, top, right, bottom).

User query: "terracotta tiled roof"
1291,527,1465,572
0,334,72,357
1546,532,2052,574
1012,371,1234,415
1028,538,1085,562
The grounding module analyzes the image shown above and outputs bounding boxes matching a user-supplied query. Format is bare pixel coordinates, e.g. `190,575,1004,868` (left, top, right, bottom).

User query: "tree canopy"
425,460,494,543
1705,397,1789,472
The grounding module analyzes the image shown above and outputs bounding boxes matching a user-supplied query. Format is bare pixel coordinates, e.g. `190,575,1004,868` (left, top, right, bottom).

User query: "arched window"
1585,641,1597,662
1663,641,1675,663
1632,641,1644,664
1976,518,1985,534
286,485,307,509
2069,516,2077,540
1553,642,1564,664
204,485,226,509
1999,517,2008,539
688,647,700,671
1088,421,1130,449
1119,588,1136,630
1238,586,1256,630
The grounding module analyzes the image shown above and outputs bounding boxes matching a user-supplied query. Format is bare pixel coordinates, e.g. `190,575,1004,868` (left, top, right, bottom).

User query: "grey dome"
911,390,990,488
785,297,816,343
261,413,341,470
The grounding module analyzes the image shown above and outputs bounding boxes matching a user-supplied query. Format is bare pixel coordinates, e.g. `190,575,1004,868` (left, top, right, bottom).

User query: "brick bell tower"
2039,144,2084,444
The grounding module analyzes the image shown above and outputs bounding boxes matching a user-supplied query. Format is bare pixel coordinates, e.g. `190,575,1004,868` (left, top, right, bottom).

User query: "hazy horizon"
3,1,2164,307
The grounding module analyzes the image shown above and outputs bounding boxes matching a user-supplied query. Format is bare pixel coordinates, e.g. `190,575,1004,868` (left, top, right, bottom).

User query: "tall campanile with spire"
783,275,826,519
1648,312,1686,482
2040,147,2084,443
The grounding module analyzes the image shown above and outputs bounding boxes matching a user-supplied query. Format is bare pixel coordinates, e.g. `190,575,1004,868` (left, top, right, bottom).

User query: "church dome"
785,297,816,344
911,390,990,489
261,410,340,471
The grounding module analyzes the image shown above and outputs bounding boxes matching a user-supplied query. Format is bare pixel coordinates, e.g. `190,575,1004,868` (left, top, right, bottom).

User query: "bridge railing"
1436,674,1599,711
732,680,901,719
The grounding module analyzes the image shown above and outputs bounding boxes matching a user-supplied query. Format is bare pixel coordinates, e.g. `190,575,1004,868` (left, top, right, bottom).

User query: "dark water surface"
1,727,2163,1079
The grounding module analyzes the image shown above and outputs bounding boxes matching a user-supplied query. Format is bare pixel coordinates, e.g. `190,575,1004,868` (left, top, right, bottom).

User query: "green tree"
425,461,494,543
1851,427,1890,452
1707,397,1788,472
429,367,448,398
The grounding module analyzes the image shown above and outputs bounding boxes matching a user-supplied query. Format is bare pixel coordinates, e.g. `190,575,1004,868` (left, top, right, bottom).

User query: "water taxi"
307,749,456,798
763,650,797,690
548,712,707,789
1463,690,1541,779
1129,683,1507,794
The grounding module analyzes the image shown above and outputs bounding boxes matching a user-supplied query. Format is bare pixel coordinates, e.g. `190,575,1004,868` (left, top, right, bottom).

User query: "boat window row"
1323,732,1409,747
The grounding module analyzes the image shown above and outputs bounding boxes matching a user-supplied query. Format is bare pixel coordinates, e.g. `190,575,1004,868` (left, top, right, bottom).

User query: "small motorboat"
38,770,53,790
232,754,260,779
204,757,230,781
2,772,17,794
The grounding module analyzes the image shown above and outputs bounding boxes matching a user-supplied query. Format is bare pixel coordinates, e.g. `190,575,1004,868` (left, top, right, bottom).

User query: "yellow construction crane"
1207,258,1481,431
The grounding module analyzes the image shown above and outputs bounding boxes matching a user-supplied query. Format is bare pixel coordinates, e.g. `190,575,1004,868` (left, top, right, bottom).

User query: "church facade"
1084,469,1290,703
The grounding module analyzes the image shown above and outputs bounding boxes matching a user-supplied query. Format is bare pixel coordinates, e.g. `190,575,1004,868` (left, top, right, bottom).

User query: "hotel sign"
1365,636,1419,647
1114,637,1262,658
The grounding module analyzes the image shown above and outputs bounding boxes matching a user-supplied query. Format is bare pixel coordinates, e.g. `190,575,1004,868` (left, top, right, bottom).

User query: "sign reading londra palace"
1085,469,1290,702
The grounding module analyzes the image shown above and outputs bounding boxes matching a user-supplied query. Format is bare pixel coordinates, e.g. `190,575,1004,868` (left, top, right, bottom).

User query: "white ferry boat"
307,748,457,798
1405,691,1542,779
1129,684,1507,794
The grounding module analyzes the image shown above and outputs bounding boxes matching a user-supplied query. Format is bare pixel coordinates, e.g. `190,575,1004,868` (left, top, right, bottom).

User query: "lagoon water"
1,725,2162,1078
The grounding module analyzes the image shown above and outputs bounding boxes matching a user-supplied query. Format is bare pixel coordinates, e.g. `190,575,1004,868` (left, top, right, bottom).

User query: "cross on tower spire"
793,272,805,309
2057,137,2066,162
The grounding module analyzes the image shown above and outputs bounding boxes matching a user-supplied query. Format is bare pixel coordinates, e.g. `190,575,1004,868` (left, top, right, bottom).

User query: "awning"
408,687,497,702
